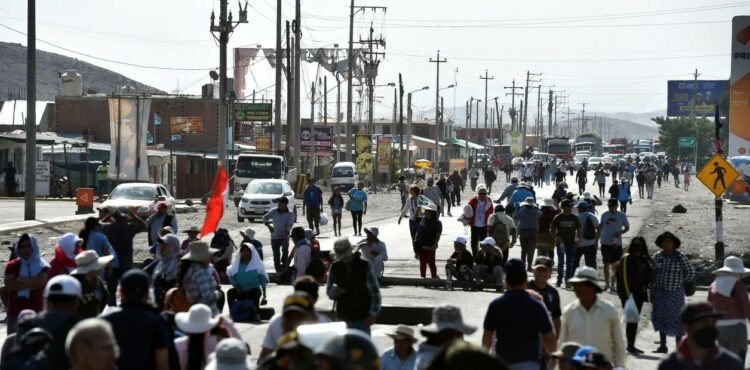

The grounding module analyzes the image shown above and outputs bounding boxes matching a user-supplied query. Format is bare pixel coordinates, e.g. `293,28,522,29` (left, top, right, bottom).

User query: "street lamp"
407,86,430,166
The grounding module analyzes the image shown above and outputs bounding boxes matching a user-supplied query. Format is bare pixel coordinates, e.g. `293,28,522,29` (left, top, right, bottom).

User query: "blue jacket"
304,185,323,207
617,183,631,202
509,187,534,210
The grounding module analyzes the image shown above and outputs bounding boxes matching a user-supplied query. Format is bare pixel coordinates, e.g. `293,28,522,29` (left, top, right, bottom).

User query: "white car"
601,156,614,169
237,179,297,223
101,183,176,217
588,156,603,168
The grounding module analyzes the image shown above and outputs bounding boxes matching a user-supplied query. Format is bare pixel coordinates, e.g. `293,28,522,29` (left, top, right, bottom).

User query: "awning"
0,131,87,145
446,137,484,150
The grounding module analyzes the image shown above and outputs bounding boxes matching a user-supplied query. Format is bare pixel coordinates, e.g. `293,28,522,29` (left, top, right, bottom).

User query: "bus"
233,154,287,205
546,137,572,161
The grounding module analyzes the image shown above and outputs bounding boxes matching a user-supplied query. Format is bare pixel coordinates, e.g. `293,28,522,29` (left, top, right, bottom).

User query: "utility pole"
504,79,523,131
480,70,494,148
564,107,575,138
309,82,315,168
692,68,700,168
273,0,283,152
475,99,481,147
523,71,542,147
294,0,301,170
210,0,248,171
286,21,294,160
440,96,444,163
430,51,447,166
494,98,503,145
579,103,588,132
25,0,36,220
398,74,404,169
359,21,385,134
346,0,355,162
547,89,553,137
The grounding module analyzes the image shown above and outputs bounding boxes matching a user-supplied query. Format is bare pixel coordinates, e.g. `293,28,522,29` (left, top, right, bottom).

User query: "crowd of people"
0,152,746,370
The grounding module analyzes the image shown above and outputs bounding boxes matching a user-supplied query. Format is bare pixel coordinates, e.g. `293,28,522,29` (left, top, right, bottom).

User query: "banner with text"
667,80,729,117
300,125,333,157
376,136,392,174
730,16,750,156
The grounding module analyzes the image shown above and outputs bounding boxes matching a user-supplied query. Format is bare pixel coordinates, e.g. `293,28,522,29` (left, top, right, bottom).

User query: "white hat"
44,275,82,298
582,192,592,200
182,242,213,263
239,228,256,240
524,197,536,206
542,198,554,207
475,184,487,194
204,338,252,370
480,237,496,247
453,236,467,245
421,202,438,212
713,256,750,277
420,304,476,335
71,250,114,275
175,303,220,334
567,266,603,292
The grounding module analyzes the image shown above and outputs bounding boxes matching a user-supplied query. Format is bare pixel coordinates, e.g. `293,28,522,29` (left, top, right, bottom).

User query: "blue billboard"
667,80,728,117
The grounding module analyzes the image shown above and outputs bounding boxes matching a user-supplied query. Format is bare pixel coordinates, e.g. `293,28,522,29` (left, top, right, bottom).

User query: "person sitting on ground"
381,325,419,370
289,226,312,281
31,275,83,370
65,318,120,370
259,276,330,359
415,304,476,370
358,227,388,279
445,236,475,291
48,233,82,278
227,242,268,322
181,226,201,253
151,233,181,311
173,303,242,370
178,242,221,314
472,237,505,292
101,269,175,370
239,227,263,259
71,250,112,319
4,233,50,334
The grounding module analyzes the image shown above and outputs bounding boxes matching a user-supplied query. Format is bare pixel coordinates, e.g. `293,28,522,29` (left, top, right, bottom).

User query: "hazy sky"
0,0,746,120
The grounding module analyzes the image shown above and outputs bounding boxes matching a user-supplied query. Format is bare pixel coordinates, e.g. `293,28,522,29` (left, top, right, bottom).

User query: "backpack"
305,249,325,278
582,215,597,240
491,216,510,246
1,328,53,370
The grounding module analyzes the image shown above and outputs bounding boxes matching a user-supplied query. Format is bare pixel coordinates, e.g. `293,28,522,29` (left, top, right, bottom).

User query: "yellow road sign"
696,154,740,196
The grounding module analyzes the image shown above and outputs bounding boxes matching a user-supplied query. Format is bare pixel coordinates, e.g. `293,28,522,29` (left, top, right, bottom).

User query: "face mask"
693,326,718,348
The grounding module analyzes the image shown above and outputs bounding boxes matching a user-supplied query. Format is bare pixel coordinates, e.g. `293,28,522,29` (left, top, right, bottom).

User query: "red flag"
199,167,228,238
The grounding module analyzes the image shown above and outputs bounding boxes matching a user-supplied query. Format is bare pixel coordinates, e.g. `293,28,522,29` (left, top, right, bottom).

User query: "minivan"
330,162,358,191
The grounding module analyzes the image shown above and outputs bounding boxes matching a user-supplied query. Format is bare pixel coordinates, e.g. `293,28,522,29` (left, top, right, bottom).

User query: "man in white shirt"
559,266,626,368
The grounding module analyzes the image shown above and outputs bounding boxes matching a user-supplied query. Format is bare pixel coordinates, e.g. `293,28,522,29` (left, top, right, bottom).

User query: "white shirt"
261,312,330,350
400,196,420,221
559,297,626,368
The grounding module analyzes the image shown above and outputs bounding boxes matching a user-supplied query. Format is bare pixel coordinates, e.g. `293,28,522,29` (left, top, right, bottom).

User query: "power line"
386,51,728,63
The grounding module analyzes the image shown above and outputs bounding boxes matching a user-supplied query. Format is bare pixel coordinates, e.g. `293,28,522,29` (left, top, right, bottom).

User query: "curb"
0,215,92,234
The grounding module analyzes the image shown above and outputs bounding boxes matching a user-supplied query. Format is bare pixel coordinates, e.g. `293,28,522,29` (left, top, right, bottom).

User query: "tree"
652,116,723,167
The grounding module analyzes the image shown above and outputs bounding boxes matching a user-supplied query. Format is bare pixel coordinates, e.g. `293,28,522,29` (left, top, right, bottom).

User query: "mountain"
595,116,660,140
0,42,162,101
592,110,664,128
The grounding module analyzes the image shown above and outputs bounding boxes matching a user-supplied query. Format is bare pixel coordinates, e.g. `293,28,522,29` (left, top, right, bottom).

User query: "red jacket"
468,197,494,227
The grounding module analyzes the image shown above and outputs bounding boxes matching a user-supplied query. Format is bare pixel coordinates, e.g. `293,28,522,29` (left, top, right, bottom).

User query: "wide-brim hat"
420,304,476,336
184,226,201,234
421,202,438,212
542,198,554,208
567,266,603,292
523,197,536,206
655,231,681,249
71,250,114,275
182,242,213,262
332,238,355,260
386,325,417,342
175,303,220,334
204,338,252,370
551,341,582,360
364,227,379,238
713,256,750,277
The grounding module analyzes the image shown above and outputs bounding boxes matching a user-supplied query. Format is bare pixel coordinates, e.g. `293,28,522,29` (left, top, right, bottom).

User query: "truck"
608,138,628,154
632,139,653,154
574,132,603,157
232,153,288,206
546,137,571,161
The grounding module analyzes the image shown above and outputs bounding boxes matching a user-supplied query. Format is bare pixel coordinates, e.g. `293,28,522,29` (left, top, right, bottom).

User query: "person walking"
672,165,680,188
468,166,480,191
550,199,581,288
707,256,750,362
445,236,474,291
683,168,691,191
414,204,442,279
471,237,505,292
636,170,646,199
487,204,517,265
615,237,654,354
262,196,295,272
302,180,324,235
593,168,608,198
497,177,520,204
348,181,368,237
575,167,587,196
652,231,695,354
483,167,497,194
608,179,619,200
537,198,559,262
658,302,743,370
529,256,562,335
575,202,598,269
467,184,494,256
96,160,110,199
448,170,464,206
514,197,542,271
2,161,16,196
597,198,630,292
616,179,632,214
422,178,444,217
327,187,345,237
503,163,513,183
645,169,657,199
482,258,557,369
326,238,382,336
560,266,626,368
611,163,619,181
436,174,452,217
398,185,422,257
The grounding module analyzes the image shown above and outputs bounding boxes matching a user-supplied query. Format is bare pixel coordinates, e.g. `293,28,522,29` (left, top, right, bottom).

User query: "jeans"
556,241,576,284
441,193,451,214
646,184,655,199
106,268,123,306
574,245,597,270
347,319,371,336
271,238,289,272
637,184,645,199
306,204,321,232
519,232,537,269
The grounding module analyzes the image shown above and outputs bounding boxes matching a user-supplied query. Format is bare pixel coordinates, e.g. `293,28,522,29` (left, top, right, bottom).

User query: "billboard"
376,136,392,174
255,135,272,152
508,130,523,156
730,16,750,156
234,102,272,122
300,125,333,157
108,97,150,181
355,134,373,178
667,80,729,117
170,117,204,135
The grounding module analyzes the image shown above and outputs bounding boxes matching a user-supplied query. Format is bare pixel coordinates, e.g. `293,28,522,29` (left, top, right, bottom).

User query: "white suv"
237,179,297,223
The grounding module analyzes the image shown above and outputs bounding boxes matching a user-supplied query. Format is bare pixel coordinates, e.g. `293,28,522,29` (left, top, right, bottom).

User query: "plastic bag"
623,295,640,323
319,213,329,226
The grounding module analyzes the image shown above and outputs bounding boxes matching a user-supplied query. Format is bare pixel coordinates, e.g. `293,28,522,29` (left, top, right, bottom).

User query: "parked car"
237,179,297,223
601,156,614,169
330,162,359,192
511,157,525,169
574,154,589,169
101,183,176,217
588,156,602,169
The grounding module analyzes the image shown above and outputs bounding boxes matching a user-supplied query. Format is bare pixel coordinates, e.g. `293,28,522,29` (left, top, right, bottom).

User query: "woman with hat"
651,231,695,354
227,242,268,322
152,233,182,311
181,226,201,253
174,303,242,370
513,197,542,271
71,250,113,318
615,236,654,354
414,203,442,279
380,325,418,370
47,233,82,278
359,227,388,279
707,255,750,361
178,242,221,315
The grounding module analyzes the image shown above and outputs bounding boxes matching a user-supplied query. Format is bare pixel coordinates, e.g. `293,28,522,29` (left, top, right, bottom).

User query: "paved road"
0,199,94,224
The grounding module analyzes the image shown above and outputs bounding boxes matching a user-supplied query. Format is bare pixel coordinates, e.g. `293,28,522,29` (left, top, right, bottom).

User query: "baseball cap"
576,201,590,211
560,199,573,208
453,236,467,245
44,275,82,298
480,237,496,247
532,256,553,270
283,292,314,315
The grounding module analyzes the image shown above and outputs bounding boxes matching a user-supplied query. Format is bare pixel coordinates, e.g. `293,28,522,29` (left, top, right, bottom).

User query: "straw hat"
175,303,220,334
71,250,114,275
182,242,213,262
567,266,603,292
713,256,750,277
386,325,417,342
